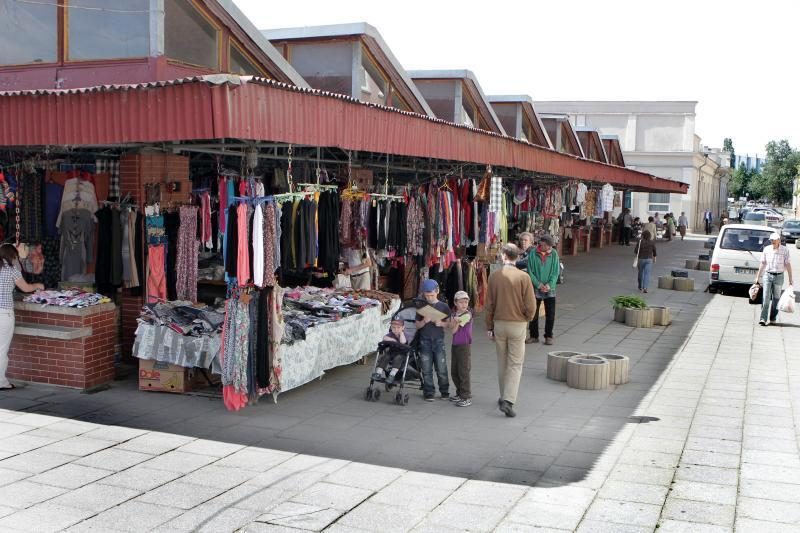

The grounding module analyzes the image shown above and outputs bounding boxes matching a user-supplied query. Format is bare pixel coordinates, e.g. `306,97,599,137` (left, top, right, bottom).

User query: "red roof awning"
0,76,687,194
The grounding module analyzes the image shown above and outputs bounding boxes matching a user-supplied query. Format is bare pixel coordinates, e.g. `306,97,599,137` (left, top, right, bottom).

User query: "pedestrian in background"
678,212,689,240
527,234,560,345
516,232,534,270
486,244,536,418
619,208,633,246
665,214,676,241
635,230,657,293
1,244,44,391
643,216,657,241
704,209,713,235
754,232,794,326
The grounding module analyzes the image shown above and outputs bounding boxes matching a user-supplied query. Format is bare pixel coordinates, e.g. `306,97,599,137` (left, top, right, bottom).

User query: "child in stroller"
365,300,424,405
372,317,407,385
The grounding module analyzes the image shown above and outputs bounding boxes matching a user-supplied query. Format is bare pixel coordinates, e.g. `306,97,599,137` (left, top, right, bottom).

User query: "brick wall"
118,151,190,357
9,305,120,389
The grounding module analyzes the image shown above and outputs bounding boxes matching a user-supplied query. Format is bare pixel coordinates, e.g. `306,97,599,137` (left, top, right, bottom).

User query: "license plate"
734,267,757,274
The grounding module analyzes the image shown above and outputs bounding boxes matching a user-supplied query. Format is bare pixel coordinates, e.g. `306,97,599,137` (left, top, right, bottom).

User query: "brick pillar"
119,151,191,357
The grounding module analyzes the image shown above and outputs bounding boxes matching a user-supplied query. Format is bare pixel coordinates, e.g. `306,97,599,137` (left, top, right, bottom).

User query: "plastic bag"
778,285,795,313
748,283,762,305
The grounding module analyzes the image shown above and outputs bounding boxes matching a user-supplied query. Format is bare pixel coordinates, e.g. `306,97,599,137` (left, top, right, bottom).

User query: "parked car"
752,207,784,226
782,220,800,243
709,224,774,293
742,212,768,226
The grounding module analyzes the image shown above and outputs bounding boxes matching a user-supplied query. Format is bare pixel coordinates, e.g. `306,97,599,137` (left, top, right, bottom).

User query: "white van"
709,223,774,293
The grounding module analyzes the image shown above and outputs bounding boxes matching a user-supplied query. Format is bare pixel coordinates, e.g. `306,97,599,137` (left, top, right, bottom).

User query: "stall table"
8,301,118,390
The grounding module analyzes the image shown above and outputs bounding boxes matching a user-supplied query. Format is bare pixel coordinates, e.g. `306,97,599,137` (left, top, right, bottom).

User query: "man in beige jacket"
486,243,537,417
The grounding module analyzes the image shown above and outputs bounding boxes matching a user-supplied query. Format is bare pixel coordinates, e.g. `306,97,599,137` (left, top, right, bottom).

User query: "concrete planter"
625,308,654,328
613,307,627,323
697,260,710,271
592,353,630,384
547,351,586,382
674,278,695,292
566,355,610,390
685,259,699,270
651,306,672,326
658,276,675,290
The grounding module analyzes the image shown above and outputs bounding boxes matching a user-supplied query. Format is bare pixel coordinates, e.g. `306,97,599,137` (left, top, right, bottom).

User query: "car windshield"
744,213,766,220
720,228,772,252
783,221,800,228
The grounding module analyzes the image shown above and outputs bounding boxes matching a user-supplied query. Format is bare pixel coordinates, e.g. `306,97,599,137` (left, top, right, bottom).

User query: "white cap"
454,290,470,302
770,232,781,240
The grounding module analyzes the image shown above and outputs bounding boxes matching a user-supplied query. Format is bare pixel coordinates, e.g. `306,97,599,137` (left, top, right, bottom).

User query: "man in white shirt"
678,212,689,240
754,232,794,326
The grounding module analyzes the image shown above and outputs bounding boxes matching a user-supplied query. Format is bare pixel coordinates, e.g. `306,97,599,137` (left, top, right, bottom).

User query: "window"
165,0,219,69
648,192,670,212
360,51,387,105
67,0,149,61
229,43,263,76
719,228,771,252
389,90,410,112
0,0,57,64
460,92,477,127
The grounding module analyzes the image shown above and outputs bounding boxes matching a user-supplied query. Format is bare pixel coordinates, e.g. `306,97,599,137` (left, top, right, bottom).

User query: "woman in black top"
635,230,657,293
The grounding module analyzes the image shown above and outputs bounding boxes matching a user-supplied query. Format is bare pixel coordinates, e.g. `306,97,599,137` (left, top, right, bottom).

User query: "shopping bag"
748,283,762,305
778,285,795,313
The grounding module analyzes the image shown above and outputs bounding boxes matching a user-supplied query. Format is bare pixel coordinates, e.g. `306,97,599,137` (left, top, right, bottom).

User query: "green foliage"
759,140,800,204
611,294,648,310
729,162,760,198
723,137,735,168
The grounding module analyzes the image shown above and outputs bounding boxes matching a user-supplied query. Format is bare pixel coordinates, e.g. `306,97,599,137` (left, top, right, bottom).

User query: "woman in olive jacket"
527,235,560,345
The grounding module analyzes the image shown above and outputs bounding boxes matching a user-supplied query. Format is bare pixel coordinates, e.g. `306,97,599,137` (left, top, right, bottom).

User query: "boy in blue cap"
415,279,451,401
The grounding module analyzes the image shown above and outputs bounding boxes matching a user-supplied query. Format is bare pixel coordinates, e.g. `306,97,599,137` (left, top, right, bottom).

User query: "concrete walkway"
0,235,799,531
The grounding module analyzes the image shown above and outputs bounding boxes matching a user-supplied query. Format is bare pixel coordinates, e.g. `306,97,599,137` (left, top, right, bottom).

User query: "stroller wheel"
395,392,403,405
373,389,381,402
403,394,409,405
364,387,373,401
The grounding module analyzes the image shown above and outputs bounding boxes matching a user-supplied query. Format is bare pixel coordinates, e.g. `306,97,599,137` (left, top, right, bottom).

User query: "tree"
760,140,800,204
729,162,759,198
723,137,735,168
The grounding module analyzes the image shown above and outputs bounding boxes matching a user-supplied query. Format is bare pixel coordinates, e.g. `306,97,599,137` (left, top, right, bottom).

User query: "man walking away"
754,232,794,326
527,235,560,345
622,209,633,246
678,212,688,240
486,244,536,418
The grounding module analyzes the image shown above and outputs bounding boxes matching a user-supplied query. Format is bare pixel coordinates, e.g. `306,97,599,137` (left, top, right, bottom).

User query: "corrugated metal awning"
0,75,687,194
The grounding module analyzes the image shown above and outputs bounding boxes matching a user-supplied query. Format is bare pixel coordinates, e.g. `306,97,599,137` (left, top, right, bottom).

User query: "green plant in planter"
610,294,648,310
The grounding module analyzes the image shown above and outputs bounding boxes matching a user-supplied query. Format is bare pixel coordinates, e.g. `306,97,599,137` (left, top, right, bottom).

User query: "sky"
234,0,799,157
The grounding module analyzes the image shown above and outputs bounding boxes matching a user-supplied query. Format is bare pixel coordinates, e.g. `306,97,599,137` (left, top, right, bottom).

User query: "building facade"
534,101,730,231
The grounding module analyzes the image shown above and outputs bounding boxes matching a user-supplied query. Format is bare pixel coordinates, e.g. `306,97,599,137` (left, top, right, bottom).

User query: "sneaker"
424,394,435,402
544,337,554,346
439,393,450,401
499,400,516,418
449,395,463,403
456,398,472,407
385,373,396,386
759,320,767,326
525,337,537,344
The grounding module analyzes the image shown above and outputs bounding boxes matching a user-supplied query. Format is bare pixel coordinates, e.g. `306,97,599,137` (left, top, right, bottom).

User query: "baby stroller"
364,298,425,406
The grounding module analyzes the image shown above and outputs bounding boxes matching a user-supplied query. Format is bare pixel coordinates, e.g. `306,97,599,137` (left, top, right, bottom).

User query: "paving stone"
0,467,32,487
181,464,256,490
139,450,218,473
38,436,116,457
656,519,733,533
370,481,451,512
741,449,800,468
583,498,662,528
75,501,184,532
115,432,195,455
136,480,225,510
734,517,800,533
0,480,68,508
214,448,295,472
0,503,94,532
256,501,342,531
99,465,183,492
445,479,526,509
674,464,738,485
739,479,800,503
0,450,75,473
680,449,740,469
737,496,800,524
669,479,737,505
164,506,260,533
742,435,799,453
0,434,58,454
740,463,800,484
661,498,735,527
335,500,426,533
74,448,153,471
618,448,680,469
421,501,507,532
29,463,112,489
322,462,402,491
80,426,148,443
174,439,245,458
598,480,668,505
49,483,140,512
685,436,741,455
290,481,372,512
505,500,584,529
576,521,652,533
607,464,674,486
5,413,63,428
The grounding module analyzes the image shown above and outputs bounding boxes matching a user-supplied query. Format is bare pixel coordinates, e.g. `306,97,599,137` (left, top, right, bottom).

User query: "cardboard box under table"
8,301,119,390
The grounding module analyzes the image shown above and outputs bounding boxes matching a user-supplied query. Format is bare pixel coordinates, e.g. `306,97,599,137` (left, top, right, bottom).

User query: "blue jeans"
418,337,449,397
760,272,784,322
638,258,653,290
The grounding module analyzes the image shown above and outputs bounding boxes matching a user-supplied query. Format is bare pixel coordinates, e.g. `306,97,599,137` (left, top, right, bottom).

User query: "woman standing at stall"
1,244,44,390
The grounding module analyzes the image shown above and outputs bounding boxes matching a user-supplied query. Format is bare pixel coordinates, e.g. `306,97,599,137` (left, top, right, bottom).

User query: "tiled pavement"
0,236,799,531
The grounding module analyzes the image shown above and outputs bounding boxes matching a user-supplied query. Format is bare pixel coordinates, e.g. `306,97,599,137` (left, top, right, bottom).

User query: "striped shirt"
761,245,790,274
0,265,21,310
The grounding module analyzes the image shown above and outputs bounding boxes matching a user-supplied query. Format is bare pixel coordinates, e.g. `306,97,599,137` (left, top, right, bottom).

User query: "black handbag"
748,284,763,305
